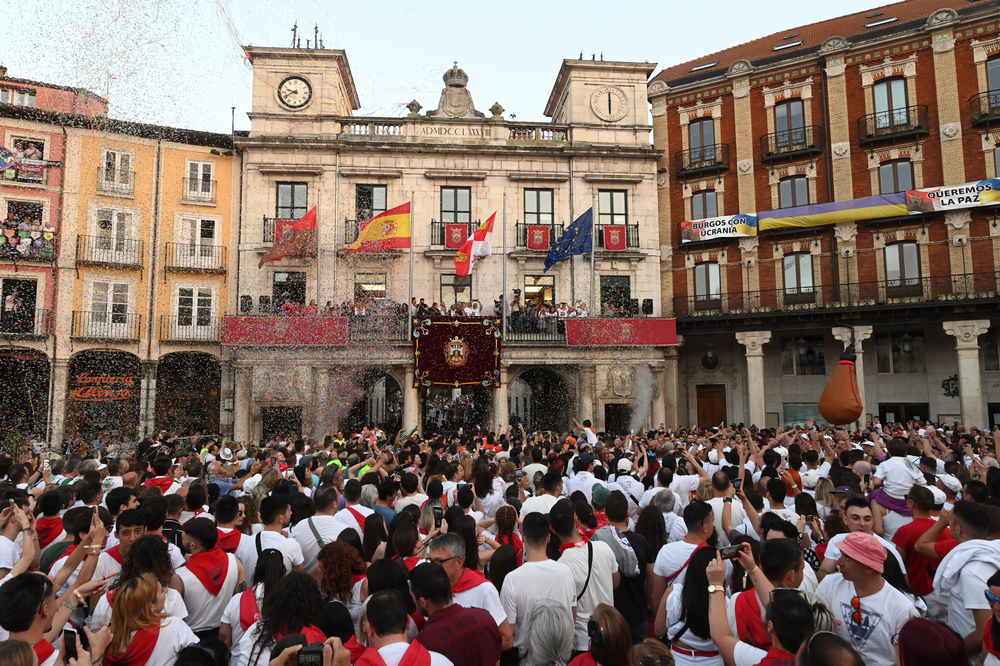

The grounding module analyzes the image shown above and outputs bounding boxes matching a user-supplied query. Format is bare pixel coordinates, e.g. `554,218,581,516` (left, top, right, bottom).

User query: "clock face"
590,86,629,122
277,76,313,109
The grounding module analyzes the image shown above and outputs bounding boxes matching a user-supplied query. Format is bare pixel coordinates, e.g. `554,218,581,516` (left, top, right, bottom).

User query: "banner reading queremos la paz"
680,214,758,243
906,179,1000,213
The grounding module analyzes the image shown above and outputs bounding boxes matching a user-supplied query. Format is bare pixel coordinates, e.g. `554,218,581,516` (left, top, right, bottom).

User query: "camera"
298,643,324,666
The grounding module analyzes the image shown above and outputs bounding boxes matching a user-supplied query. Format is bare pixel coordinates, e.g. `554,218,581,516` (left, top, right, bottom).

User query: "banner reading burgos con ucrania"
680,214,758,243
906,179,1000,213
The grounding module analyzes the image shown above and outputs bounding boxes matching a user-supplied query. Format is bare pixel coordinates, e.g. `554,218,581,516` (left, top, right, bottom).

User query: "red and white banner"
222,316,348,346
444,224,468,249
603,225,627,251
565,318,677,346
526,225,550,251
454,213,496,276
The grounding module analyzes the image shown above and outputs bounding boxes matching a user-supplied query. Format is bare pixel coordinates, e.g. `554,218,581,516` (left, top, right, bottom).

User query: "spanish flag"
345,202,411,253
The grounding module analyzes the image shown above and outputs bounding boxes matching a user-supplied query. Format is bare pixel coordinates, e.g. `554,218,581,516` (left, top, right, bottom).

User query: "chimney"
0,65,7,79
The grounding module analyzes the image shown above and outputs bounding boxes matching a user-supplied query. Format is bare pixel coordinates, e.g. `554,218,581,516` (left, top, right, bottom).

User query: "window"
693,262,721,309
879,160,913,194
9,138,45,184
985,329,1000,372
691,190,717,219
276,183,308,219
101,150,132,192
177,287,213,328
0,89,36,107
95,209,132,253
778,176,808,208
440,187,471,224
524,189,554,225
177,217,218,267
873,78,909,129
783,404,828,426
90,281,129,329
876,332,926,373
598,190,628,226
884,241,920,293
354,273,387,301
781,336,826,376
355,185,387,221
524,275,555,307
688,118,715,163
782,253,814,303
774,99,805,148
185,161,214,201
6,200,43,228
440,274,472,308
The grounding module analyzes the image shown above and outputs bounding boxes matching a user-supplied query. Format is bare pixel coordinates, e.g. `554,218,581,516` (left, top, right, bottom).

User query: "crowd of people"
0,416,996,666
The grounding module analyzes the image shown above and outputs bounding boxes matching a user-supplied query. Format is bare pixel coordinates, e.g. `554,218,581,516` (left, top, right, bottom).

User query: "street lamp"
796,337,809,356
705,342,715,359
899,333,914,354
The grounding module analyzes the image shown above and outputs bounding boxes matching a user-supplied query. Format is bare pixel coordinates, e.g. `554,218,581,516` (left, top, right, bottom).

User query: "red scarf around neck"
451,567,488,593
144,477,175,493
984,618,1000,660
216,528,242,554
345,505,367,530
36,516,63,549
355,640,431,666
184,546,230,596
102,624,161,666
33,640,55,665
106,545,123,564
239,588,260,631
55,543,79,563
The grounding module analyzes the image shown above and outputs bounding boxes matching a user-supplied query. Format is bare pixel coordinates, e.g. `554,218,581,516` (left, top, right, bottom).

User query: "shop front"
64,350,141,441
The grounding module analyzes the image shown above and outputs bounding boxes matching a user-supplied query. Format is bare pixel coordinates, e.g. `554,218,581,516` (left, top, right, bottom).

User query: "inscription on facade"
422,125,492,137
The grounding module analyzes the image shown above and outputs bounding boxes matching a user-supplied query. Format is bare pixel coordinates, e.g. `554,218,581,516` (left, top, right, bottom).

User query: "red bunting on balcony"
412,316,502,387
565,318,677,346
221,316,347,346
444,224,468,249
526,225,551,251
603,225,627,251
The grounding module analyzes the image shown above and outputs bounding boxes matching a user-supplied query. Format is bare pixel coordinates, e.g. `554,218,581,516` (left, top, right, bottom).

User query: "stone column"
650,366,666,430
663,346,681,428
579,366,596,424
732,77,757,213
492,366,509,431
832,325,874,429
735,331,771,428
403,365,420,434
219,360,234,438
824,54,855,201
233,365,252,443
312,366,331,440
944,320,991,428
138,361,158,439
48,359,70,449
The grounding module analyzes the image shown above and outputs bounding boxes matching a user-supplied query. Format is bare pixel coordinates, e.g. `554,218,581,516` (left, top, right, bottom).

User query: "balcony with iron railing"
97,168,134,196
675,143,730,177
760,126,825,163
160,314,223,342
0,309,52,338
595,224,640,249
857,105,930,147
347,313,410,342
71,311,142,340
514,221,565,249
164,242,227,273
672,272,1000,320
970,90,1000,127
181,178,216,204
75,235,144,268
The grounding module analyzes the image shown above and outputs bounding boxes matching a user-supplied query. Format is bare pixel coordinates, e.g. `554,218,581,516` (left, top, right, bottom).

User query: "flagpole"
408,190,415,340
590,195,597,316
316,188,322,308
502,193,507,334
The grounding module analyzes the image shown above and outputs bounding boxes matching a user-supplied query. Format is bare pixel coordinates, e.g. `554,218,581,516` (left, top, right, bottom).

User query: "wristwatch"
723,498,733,504
708,584,725,594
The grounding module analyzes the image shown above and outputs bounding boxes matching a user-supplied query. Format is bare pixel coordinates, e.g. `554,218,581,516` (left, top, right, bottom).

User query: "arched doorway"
422,386,491,433
155,352,221,437
510,367,573,432
0,347,49,444
65,350,141,442
344,368,402,435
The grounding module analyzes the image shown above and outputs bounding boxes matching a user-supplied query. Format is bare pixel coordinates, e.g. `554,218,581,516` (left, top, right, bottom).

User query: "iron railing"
160,314,222,342
760,126,825,162
675,143,730,176
71,311,142,340
97,168,134,196
262,216,276,243
595,224,640,249
970,90,1000,127
181,178,216,203
76,235,144,267
857,105,930,147
672,272,1000,318
347,314,410,342
164,242,227,272
506,316,567,344
515,222,564,249
430,219,475,247
0,309,51,337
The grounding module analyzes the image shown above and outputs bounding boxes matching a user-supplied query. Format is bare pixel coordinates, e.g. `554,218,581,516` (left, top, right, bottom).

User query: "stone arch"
508,365,577,432
65,348,142,442
0,346,50,442
155,352,222,436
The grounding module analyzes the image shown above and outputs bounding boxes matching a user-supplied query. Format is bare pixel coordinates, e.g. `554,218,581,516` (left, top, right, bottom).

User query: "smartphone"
720,545,742,560
515,470,525,480
732,478,742,492
864,473,871,485
64,628,79,661
432,505,443,528
297,644,324,666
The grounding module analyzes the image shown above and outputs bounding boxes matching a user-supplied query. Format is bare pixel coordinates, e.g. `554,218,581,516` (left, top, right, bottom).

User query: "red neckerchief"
36,516,63,549
216,528,242,554
144,477,175,493
33,640,55,665
558,539,588,555
106,587,118,606
239,588,260,631
352,574,367,586
345,636,367,662
106,545,123,564
275,625,326,644
183,546,229,596
753,645,796,666
734,589,771,650
345,506,367,530
985,619,1000,659
55,543,78,562
102,624,161,666
355,640,431,666
409,610,426,631
451,567,488,593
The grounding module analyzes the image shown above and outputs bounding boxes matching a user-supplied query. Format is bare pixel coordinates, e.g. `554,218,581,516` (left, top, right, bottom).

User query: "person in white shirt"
104,573,198,666
520,471,563,519
521,450,549,494
236,495,305,578
816,532,917,666
235,572,330,666
500,512,577,651
394,472,429,512
572,418,599,447
91,508,146,597
706,472,746,548
669,450,711,514
652,500,732,606
176,517,244,638
334,479,375,538
290,486,345,573
818,497,905,580
566,453,599,504
762,478,801,526
651,490,688,544
356,590,454,666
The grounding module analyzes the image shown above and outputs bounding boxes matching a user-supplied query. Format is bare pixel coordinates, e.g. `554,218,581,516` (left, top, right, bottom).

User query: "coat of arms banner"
412,316,502,387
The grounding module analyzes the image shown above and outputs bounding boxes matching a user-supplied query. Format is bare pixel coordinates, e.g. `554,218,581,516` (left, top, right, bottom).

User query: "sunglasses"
985,590,1000,606
429,556,459,565
850,594,862,625
587,619,604,649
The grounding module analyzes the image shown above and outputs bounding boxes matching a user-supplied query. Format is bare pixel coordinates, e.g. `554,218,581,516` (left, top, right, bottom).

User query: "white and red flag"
454,212,496,276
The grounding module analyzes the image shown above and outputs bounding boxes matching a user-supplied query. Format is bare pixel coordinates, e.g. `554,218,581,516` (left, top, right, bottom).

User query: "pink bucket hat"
838,532,887,573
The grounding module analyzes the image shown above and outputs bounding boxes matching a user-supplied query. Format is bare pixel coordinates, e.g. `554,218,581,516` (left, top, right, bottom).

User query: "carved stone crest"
608,365,635,398
252,366,302,402
819,36,850,54
926,9,958,28
728,60,753,76
427,62,485,119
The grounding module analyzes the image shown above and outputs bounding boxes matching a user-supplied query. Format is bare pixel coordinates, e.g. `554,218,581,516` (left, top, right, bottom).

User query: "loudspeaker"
642,298,653,315
239,295,254,314
629,299,639,315
259,295,271,314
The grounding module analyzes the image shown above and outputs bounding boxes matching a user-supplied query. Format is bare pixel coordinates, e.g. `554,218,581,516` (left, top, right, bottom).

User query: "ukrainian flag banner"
345,202,411,253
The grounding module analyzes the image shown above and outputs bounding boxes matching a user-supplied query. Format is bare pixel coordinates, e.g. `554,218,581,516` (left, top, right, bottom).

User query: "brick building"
650,0,1000,429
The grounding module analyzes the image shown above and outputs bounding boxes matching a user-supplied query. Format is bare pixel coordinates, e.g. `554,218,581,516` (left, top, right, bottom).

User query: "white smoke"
628,365,657,434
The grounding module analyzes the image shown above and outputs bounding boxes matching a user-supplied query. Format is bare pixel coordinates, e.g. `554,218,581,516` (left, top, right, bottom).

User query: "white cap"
937,473,962,494
617,458,632,473
219,447,234,461
774,446,789,459
708,450,719,464
928,486,948,506
801,470,821,489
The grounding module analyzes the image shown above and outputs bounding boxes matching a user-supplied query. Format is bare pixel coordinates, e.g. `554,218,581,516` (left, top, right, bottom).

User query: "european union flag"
544,208,593,272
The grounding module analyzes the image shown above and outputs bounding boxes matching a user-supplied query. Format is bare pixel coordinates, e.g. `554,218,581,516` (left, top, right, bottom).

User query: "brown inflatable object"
818,344,863,425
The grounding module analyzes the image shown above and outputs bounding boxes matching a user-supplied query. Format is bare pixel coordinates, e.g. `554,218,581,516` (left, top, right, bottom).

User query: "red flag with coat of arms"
454,212,496,276
259,207,318,268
